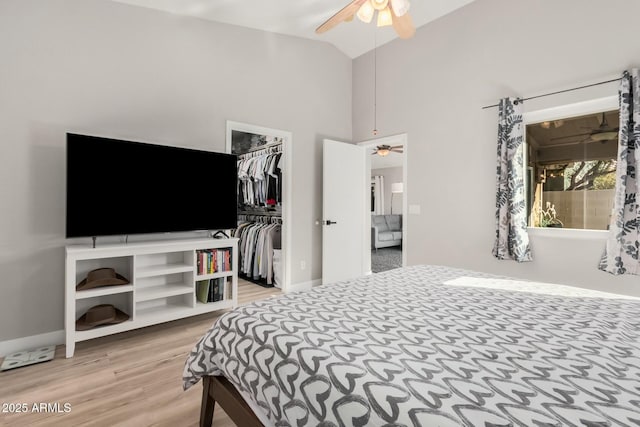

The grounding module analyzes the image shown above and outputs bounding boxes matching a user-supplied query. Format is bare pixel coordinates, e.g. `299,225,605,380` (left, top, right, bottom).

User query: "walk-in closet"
226,121,290,290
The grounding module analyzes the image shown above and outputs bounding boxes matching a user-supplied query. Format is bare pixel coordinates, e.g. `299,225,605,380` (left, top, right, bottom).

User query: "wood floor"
0,280,281,427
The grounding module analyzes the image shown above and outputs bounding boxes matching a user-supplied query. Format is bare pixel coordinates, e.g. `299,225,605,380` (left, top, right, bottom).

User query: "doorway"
226,121,292,293
358,134,408,274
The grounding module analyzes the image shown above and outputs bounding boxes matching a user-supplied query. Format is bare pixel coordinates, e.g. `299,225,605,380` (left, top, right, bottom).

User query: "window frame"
522,95,618,237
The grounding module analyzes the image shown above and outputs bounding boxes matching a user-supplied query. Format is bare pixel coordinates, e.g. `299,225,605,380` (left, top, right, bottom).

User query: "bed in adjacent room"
183,265,640,426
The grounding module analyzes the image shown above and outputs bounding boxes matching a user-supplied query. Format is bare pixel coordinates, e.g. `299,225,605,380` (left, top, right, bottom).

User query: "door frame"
226,120,293,292
358,133,408,272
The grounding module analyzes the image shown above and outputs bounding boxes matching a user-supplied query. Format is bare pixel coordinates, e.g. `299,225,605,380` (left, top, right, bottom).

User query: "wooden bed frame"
200,375,265,427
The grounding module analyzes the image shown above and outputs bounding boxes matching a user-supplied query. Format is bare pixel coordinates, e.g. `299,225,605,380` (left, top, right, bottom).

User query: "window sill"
527,227,609,240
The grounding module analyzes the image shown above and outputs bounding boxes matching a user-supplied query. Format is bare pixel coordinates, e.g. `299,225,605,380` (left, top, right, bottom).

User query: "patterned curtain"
493,98,532,262
599,70,640,275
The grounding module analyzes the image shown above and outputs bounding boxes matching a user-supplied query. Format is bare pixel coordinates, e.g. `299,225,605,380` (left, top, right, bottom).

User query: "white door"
322,139,367,284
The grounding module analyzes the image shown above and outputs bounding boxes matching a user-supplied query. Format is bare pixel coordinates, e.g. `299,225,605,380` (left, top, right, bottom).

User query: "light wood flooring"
0,279,281,427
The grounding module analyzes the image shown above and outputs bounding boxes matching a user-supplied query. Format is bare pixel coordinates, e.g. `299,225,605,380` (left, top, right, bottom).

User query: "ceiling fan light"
372,0,389,11
377,148,390,156
390,0,410,17
357,0,375,23
377,6,393,27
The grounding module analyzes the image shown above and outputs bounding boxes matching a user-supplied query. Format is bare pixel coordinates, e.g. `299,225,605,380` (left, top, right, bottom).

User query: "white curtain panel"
373,175,385,215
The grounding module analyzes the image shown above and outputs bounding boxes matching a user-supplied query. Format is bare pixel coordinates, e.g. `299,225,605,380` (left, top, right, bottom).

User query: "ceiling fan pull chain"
373,30,378,136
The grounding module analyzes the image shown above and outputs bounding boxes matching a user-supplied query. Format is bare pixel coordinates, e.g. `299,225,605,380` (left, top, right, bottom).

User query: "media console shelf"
65,238,238,358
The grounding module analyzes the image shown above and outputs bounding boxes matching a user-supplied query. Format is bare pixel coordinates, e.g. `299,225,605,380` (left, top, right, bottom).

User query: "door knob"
324,220,337,225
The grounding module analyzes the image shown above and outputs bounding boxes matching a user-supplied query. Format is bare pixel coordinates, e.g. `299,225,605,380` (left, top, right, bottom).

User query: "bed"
183,265,640,426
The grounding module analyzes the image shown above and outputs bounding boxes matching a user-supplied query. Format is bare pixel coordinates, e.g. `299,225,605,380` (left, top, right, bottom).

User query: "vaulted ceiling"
109,0,476,58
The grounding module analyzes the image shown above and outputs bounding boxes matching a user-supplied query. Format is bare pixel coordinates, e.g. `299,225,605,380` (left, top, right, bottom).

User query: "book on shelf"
215,278,224,302
196,280,209,304
196,249,232,276
208,279,215,303
196,278,225,304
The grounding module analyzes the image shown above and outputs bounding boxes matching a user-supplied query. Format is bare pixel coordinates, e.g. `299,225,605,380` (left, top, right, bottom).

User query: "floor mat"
1,346,55,371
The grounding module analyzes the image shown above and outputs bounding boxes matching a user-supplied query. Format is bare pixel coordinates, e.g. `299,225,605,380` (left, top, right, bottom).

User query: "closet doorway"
358,134,408,274
226,121,292,293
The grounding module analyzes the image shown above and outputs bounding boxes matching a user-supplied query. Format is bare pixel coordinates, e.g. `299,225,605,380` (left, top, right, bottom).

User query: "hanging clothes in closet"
237,145,283,208
234,217,282,288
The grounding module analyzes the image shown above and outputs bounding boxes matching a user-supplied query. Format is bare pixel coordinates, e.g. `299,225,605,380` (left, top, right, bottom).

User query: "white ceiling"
109,0,476,58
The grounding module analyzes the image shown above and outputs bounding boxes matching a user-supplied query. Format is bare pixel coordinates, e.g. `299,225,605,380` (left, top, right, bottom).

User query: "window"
525,109,619,230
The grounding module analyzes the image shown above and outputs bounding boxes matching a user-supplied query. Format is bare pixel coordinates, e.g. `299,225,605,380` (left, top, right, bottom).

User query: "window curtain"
493,97,532,262
372,175,385,215
599,69,640,276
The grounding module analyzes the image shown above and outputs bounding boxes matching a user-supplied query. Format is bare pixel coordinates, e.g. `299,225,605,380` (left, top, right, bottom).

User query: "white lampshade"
391,182,404,193
377,6,393,27
357,1,375,23
390,0,410,17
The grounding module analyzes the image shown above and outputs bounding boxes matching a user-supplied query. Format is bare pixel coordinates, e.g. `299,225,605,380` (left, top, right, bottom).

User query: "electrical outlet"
300,261,306,270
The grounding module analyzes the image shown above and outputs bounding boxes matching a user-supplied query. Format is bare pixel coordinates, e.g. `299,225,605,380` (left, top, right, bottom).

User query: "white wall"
354,0,640,296
0,0,351,342
372,166,403,215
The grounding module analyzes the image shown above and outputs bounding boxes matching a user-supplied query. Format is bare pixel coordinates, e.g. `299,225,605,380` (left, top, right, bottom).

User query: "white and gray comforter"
183,265,640,426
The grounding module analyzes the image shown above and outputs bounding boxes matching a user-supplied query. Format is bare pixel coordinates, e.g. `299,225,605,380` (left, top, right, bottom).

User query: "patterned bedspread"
183,265,640,426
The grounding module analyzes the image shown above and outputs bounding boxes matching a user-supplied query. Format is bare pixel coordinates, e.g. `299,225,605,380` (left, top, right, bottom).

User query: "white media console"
65,238,238,357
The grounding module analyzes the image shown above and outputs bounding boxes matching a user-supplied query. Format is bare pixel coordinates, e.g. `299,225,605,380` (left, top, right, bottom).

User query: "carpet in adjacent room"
371,247,402,273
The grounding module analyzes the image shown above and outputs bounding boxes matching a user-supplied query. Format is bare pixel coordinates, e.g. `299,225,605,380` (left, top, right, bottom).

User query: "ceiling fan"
549,112,619,145
372,145,403,156
316,0,416,39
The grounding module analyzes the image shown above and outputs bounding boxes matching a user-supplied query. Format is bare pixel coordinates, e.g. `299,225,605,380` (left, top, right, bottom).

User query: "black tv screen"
66,133,237,238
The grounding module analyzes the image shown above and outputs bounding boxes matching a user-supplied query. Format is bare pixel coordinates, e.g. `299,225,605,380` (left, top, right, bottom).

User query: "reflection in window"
525,110,619,230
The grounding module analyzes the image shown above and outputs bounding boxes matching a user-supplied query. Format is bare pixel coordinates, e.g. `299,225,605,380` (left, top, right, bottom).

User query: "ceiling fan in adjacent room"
548,112,619,146
372,144,403,156
316,0,416,39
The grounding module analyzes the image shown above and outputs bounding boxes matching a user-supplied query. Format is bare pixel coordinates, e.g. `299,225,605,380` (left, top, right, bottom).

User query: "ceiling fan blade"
391,8,415,39
545,137,591,148
392,149,404,153
549,132,592,141
390,145,403,149
316,0,366,34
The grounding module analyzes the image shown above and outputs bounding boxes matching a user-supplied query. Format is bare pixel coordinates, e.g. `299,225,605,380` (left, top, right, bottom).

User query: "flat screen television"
66,133,237,238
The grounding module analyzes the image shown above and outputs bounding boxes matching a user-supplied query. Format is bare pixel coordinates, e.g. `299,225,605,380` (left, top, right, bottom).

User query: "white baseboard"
0,330,64,358
287,279,322,293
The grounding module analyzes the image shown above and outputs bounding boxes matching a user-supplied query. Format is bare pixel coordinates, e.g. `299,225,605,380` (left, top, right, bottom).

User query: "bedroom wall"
0,0,351,343
372,167,403,215
353,0,640,296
